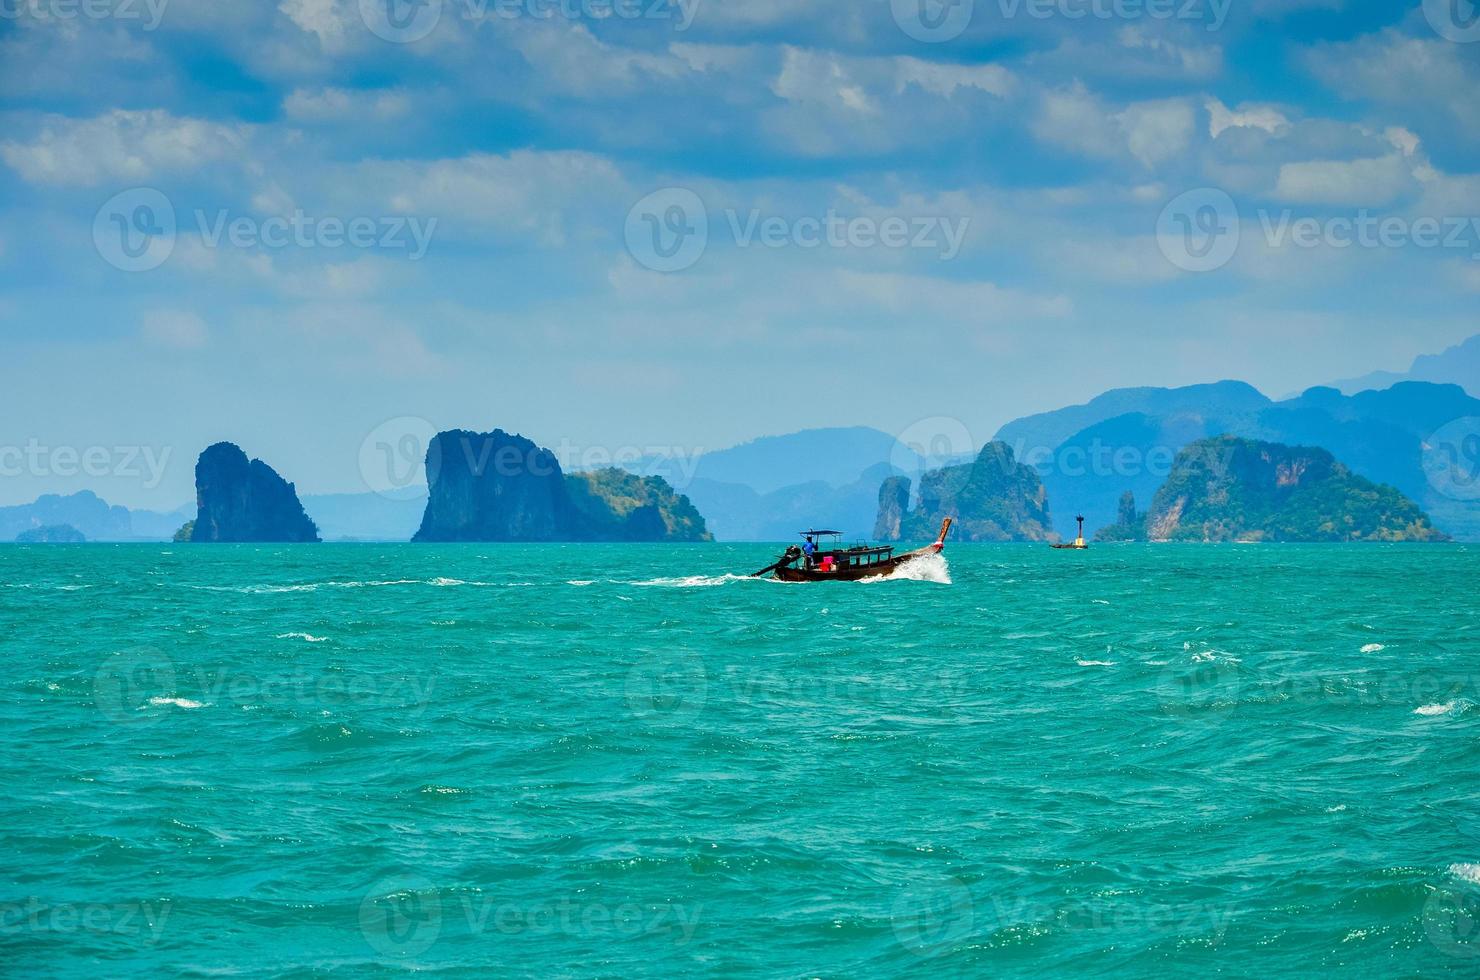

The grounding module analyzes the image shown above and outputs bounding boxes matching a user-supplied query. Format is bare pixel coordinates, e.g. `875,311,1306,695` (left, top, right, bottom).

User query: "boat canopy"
799,529,842,536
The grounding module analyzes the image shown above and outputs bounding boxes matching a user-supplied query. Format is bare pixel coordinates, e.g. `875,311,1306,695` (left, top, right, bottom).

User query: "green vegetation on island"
876,442,1055,542
15,524,86,543
566,468,713,542
1097,436,1447,543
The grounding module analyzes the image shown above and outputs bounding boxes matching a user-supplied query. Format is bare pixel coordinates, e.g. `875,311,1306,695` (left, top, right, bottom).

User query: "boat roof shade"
800,530,843,536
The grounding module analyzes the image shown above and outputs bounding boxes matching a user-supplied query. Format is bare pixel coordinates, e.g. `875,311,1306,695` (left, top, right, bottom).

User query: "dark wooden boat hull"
774,555,915,582
758,518,952,583
773,539,944,582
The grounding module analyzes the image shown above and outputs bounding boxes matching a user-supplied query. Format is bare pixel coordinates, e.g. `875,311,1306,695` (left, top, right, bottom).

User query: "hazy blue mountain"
1332,333,1480,397
131,504,197,539
0,491,190,541
994,380,1271,461
626,427,934,541
683,463,897,541
642,426,913,495
302,490,428,542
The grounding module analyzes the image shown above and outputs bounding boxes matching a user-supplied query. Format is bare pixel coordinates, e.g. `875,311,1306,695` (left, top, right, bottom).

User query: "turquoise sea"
4,543,1480,976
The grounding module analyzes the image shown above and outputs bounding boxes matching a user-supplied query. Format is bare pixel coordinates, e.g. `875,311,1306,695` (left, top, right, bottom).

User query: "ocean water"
4,542,1480,977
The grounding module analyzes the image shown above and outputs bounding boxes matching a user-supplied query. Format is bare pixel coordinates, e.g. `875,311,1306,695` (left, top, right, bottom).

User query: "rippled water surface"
4,542,1480,976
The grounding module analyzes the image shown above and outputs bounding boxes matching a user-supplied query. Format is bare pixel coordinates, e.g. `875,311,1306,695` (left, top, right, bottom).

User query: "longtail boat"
750,518,952,582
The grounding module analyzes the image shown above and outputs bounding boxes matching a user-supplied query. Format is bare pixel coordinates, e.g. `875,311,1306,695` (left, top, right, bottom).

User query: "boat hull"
772,543,940,582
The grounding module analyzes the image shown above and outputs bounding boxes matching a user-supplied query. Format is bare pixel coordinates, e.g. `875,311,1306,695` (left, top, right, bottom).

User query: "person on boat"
802,536,816,567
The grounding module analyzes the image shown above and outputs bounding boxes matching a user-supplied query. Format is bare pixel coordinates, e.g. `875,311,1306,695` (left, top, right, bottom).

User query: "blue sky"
2,0,1478,507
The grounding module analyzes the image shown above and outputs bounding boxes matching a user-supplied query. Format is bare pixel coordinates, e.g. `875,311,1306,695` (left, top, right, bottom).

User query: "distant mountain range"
1331,333,1480,397
0,491,191,542
6,334,1479,543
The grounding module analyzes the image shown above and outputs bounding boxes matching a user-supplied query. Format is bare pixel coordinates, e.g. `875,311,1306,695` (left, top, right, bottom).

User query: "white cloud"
773,47,876,115
508,23,691,97
1206,98,1290,139
894,58,1013,99
1116,99,1195,168
283,87,412,121
833,270,1072,322
278,0,355,52
1034,85,1193,167
1273,154,1416,206
0,109,246,186
1033,83,1122,159
141,310,209,349
358,149,626,246
1305,31,1480,140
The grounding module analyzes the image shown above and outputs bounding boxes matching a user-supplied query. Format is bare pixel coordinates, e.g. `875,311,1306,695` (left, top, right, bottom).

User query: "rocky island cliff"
875,442,1055,542
1097,436,1446,542
412,429,710,542
188,442,321,542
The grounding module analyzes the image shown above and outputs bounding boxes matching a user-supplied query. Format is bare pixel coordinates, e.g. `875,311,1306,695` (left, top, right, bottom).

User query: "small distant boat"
751,518,952,582
1051,515,1089,550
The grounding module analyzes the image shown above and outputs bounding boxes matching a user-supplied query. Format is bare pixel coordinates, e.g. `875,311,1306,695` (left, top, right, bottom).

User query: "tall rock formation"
412,428,712,542
190,442,320,542
876,442,1055,542
413,430,571,542
874,476,911,541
